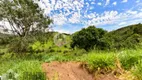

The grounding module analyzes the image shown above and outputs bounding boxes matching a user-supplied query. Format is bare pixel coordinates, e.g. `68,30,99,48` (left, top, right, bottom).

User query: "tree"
71,26,107,51
0,0,52,37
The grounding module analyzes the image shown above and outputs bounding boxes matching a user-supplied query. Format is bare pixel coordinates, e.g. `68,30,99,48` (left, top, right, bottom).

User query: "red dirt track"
42,61,120,80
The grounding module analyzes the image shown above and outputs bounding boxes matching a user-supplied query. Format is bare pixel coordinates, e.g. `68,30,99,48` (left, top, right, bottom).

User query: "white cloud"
87,13,96,19
85,10,141,28
139,9,142,11
136,0,140,3
105,0,110,6
54,28,71,34
127,10,138,15
68,12,80,23
38,0,85,26
133,12,142,18
98,2,102,6
30,0,142,32
122,0,128,3
119,22,126,26
52,14,67,26
91,2,95,4
87,11,118,26
112,2,117,6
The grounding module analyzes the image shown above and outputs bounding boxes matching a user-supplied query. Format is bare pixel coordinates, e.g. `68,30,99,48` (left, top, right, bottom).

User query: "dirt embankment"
42,62,120,80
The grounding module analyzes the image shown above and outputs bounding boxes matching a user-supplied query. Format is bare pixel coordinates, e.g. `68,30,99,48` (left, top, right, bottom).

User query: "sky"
0,0,142,34
38,0,142,34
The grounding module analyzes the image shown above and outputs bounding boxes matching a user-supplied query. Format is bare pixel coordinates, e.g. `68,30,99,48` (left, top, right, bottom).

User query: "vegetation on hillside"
104,23,142,49
71,23,142,51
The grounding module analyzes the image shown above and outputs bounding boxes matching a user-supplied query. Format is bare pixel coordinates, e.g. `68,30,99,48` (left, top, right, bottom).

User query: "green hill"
104,23,142,49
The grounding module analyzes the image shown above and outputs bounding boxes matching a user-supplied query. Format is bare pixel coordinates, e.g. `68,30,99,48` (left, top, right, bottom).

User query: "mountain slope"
104,23,142,49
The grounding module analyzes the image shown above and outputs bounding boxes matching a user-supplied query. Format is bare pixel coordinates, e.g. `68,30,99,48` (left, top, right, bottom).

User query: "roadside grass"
0,57,45,80
77,49,142,79
79,51,116,72
118,49,142,70
133,59,142,80
0,48,142,80
13,60,46,80
0,59,20,75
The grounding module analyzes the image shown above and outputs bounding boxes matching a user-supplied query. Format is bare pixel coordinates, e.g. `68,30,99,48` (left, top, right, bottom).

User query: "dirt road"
42,61,120,80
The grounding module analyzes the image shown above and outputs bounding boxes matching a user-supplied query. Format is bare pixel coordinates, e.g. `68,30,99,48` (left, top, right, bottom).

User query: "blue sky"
39,0,142,33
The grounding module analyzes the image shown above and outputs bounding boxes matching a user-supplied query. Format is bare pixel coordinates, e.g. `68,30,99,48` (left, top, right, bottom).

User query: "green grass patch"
78,51,116,72
133,60,142,80
0,59,45,80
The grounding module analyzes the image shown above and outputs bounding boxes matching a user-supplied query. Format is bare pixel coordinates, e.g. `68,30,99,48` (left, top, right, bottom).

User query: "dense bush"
71,26,107,51
0,38,8,45
0,34,12,45
8,37,30,53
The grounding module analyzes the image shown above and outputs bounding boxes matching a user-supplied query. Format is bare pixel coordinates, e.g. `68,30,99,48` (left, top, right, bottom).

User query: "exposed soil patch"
94,74,120,80
42,61,120,80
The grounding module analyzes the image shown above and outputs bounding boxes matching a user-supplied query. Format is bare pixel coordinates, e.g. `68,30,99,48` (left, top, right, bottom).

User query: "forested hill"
104,23,142,49
109,23,142,35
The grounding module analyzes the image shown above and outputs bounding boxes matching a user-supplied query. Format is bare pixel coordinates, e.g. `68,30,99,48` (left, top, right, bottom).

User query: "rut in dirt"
42,61,120,80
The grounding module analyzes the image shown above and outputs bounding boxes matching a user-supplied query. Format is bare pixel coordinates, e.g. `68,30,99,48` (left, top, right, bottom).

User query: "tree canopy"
71,26,107,51
0,0,52,37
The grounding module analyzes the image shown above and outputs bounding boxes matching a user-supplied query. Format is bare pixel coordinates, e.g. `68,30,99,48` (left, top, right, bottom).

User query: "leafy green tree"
71,26,107,51
0,0,52,37
0,0,53,53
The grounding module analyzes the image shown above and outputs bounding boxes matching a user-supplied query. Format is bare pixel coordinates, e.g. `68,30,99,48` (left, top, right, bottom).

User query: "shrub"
30,41,42,52
71,26,107,51
72,49,87,56
0,37,11,45
8,37,30,53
